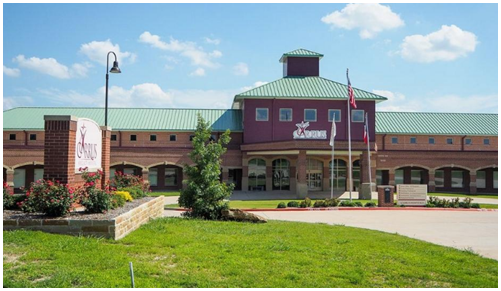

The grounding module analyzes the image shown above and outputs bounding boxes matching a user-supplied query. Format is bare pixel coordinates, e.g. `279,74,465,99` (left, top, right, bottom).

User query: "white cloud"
398,25,478,63
13,55,88,79
139,31,222,69
189,68,205,77
233,62,249,76
3,65,20,77
79,39,136,66
3,96,33,110
38,83,238,109
241,81,268,92
204,37,221,45
321,3,404,39
375,89,497,113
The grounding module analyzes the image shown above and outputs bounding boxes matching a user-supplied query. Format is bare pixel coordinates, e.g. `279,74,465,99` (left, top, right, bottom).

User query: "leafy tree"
179,115,234,219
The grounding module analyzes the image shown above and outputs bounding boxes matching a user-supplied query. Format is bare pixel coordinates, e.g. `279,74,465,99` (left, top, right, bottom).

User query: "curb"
164,207,497,212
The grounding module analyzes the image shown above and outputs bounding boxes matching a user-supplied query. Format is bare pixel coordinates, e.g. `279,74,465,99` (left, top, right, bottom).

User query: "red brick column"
428,170,436,192
469,172,477,194
265,165,273,191
100,126,111,189
43,115,78,186
6,169,15,194
296,150,307,198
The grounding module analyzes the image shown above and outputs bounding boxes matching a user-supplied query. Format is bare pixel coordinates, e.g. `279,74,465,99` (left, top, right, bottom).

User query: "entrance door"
307,171,323,190
306,159,323,191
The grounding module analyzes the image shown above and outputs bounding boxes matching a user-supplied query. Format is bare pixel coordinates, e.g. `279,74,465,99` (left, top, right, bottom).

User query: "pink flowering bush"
79,168,114,213
3,182,15,210
18,179,76,217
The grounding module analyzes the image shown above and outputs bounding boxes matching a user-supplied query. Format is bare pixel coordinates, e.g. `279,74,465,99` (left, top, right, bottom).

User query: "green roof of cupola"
279,48,324,62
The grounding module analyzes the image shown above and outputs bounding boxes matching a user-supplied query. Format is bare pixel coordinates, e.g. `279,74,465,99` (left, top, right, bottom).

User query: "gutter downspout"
461,135,466,151
119,131,122,147
23,130,28,146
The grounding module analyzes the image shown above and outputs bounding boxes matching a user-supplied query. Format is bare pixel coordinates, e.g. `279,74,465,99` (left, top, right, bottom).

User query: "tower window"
9,134,16,140
130,135,137,141
29,134,37,141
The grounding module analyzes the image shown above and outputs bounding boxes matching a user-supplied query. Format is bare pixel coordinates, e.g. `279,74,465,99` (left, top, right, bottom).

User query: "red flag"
347,69,357,109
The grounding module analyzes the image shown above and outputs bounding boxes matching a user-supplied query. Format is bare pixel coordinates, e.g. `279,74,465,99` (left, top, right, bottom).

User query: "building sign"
293,121,327,140
397,184,427,206
75,118,102,173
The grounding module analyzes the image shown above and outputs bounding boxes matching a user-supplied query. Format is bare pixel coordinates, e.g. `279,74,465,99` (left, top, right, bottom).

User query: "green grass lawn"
148,191,180,197
478,204,498,209
165,199,378,209
3,218,497,288
427,192,498,199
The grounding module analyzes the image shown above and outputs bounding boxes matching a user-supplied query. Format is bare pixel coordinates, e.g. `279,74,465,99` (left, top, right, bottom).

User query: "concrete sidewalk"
163,209,498,260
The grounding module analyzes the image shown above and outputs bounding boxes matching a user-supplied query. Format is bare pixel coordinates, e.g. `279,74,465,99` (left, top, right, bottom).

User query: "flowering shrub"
18,180,76,217
114,191,133,202
3,182,15,210
111,171,150,197
79,169,113,213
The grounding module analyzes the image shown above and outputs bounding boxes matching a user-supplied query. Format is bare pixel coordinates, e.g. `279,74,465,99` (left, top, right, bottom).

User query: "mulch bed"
3,197,155,221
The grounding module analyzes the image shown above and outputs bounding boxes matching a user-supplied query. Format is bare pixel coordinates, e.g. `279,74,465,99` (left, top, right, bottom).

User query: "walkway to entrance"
229,190,355,200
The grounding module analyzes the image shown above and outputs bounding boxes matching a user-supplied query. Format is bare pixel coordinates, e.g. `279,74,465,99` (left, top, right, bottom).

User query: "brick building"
3,49,498,196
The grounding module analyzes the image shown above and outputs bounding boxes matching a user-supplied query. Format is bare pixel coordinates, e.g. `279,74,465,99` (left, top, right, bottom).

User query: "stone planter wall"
3,196,164,240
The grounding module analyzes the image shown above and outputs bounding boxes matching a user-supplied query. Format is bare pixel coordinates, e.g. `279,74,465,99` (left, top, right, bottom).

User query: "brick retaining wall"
3,196,164,240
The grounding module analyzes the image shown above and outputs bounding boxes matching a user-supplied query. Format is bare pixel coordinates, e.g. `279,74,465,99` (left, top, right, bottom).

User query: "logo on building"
293,121,327,140
75,118,102,173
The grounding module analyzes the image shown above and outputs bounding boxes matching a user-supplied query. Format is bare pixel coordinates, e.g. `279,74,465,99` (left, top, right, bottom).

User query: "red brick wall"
377,134,498,152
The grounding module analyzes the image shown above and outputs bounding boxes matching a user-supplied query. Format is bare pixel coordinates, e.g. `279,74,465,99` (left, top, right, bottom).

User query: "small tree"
179,115,234,219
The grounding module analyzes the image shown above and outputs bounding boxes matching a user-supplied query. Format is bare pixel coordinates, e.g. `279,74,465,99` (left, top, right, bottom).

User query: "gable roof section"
375,112,498,136
279,48,324,62
3,107,243,132
235,76,387,102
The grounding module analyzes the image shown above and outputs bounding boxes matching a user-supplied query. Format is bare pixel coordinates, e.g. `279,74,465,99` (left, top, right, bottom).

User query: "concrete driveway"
163,208,498,260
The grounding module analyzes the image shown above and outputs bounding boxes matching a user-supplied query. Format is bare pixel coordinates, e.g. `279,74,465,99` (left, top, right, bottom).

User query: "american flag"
347,69,356,109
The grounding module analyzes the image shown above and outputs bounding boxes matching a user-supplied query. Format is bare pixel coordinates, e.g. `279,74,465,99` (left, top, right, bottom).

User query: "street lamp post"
105,51,121,126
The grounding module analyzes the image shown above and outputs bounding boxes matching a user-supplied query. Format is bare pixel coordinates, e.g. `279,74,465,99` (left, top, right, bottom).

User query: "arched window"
329,159,346,190
272,159,290,191
248,159,266,191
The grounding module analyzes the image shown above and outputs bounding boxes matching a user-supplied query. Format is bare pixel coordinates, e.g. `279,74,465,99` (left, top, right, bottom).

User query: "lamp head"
110,61,121,73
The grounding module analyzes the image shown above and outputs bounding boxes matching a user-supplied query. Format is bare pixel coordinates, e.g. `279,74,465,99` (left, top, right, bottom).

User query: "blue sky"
3,3,498,113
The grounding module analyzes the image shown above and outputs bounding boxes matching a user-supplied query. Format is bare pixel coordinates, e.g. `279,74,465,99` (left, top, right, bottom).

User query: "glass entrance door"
306,159,323,191
307,172,323,190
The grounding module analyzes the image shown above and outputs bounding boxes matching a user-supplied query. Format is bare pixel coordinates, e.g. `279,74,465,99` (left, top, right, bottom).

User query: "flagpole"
331,140,334,199
366,113,372,195
346,69,353,202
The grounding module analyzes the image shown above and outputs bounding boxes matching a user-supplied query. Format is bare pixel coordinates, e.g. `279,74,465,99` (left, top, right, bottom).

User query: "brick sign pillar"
101,126,112,190
43,115,79,186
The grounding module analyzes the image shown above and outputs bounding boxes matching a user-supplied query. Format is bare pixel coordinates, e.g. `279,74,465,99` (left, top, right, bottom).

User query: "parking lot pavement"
249,210,498,260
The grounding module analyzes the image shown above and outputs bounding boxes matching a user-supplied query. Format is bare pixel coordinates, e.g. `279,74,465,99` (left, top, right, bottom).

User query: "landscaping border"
3,196,164,240
165,207,497,212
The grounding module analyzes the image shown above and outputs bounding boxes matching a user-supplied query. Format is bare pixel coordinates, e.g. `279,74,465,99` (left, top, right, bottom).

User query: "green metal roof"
376,112,498,136
235,76,387,102
279,49,323,62
3,107,243,132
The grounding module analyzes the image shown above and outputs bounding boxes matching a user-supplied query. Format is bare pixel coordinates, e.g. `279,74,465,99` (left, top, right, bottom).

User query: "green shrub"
461,197,473,209
324,198,340,207
299,201,307,208
277,202,286,209
81,188,113,213
354,201,363,207
111,193,126,209
339,200,356,207
19,180,76,217
110,171,150,193
425,202,435,208
365,202,376,207
471,203,480,209
287,201,299,207
3,182,14,210
313,200,326,208
304,198,312,207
